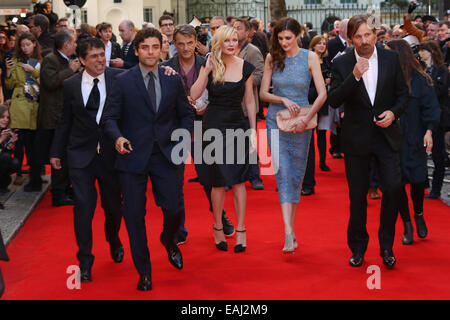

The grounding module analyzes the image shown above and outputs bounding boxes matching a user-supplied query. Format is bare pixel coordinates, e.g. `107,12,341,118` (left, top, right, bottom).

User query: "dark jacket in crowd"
427,63,450,130
121,40,139,69
309,58,332,116
400,71,441,183
251,31,269,59
38,32,55,57
38,51,76,130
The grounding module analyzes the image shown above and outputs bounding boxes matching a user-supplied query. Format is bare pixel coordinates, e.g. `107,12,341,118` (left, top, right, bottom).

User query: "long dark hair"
13,32,42,63
386,39,433,93
270,17,303,72
418,40,444,67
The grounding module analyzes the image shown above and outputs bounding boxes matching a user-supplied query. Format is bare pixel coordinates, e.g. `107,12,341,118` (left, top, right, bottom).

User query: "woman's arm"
293,52,327,133
244,74,256,131
190,56,213,100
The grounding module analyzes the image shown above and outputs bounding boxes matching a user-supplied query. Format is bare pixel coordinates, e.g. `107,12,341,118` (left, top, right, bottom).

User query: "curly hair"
270,17,303,72
210,25,238,84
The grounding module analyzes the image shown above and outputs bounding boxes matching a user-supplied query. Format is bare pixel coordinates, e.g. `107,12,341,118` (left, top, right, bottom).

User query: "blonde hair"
210,25,237,84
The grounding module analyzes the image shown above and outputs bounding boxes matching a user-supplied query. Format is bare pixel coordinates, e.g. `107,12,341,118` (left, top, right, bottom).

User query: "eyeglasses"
161,23,174,27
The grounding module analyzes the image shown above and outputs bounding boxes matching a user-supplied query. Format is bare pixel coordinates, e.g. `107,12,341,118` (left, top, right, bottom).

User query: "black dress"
197,60,255,187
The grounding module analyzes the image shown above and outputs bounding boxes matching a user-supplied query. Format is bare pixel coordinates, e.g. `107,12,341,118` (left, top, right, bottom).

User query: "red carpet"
1,129,450,300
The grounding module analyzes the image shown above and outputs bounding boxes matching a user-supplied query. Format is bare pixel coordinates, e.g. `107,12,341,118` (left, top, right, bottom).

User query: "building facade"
52,0,185,34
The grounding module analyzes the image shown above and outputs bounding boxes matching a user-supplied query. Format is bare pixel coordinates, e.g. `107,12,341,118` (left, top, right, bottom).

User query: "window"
304,0,321,4
340,0,357,3
143,8,153,23
81,8,87,24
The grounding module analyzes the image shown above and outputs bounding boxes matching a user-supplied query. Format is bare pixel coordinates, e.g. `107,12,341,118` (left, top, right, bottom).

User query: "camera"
195,26,208,46
33,3,47,15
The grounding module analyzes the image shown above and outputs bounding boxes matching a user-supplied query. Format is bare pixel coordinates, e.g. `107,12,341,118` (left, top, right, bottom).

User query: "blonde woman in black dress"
191,25,257,253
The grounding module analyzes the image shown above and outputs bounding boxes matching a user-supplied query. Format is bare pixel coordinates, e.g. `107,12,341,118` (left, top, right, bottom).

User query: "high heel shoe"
293,235,298,249
234,229,247,253
213,226,228,251
282,234,295,253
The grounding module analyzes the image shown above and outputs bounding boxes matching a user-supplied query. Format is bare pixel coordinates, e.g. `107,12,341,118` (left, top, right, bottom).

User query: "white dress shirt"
355,45,378,106
104,41,112,67
81,71,106,124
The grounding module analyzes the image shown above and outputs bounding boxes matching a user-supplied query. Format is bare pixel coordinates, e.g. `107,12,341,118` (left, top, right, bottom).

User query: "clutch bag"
276,105,317,132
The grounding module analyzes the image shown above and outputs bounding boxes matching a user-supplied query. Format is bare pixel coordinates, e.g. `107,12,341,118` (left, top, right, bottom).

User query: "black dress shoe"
52,196,75,207
79,269,92,282
250,179,264,190
301,188,315,196
320,164,331,171
188,177,199,183
137,274,152,291
110,245,124,263
414,212,428,238
425,192,440,199
402,221,414,245
174,233,187,245
380,250,396,268
160,238,183,269
222,211,235,237
349,253,364,267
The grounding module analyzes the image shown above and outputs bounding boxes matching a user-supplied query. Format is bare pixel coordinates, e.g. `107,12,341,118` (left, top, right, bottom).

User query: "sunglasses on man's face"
161,23,174,28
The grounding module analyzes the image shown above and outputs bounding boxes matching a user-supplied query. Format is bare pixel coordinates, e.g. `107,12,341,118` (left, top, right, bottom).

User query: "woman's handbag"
276,105,317,132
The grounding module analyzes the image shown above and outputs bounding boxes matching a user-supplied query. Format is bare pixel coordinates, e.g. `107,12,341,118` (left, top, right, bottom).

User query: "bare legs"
281,202,298,252
211,183,247,249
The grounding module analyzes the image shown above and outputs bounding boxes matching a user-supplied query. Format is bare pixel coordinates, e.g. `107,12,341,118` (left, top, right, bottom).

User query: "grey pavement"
0,175,50,246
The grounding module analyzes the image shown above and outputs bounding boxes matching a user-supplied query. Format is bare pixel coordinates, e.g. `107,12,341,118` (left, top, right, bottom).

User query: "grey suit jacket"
237,42,264,115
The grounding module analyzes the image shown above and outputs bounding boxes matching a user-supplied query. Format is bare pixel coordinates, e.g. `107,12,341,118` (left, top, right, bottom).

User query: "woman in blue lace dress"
260,18,326,253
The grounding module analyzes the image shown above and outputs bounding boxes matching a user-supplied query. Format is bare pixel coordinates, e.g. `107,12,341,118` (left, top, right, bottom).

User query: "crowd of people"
0,0,449,295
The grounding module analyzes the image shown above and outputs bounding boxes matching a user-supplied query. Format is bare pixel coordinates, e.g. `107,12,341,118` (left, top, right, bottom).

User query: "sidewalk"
0,175,50,245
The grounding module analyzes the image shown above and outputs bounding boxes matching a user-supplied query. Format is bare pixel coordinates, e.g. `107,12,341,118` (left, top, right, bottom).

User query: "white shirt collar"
82,70,106,85
354,45,378,62
338,34,346,46
57,50,70,61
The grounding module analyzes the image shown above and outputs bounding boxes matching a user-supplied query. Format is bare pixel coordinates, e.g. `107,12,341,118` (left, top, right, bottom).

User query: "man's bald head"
16,24,29,37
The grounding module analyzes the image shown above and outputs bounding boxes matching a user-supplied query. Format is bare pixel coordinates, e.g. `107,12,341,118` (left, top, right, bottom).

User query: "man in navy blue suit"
102,27,194,291
110,20,139,69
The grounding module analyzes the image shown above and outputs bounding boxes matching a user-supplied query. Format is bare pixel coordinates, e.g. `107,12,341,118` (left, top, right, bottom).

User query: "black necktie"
86,78,100,119
147,72,157,112
123,42,130,57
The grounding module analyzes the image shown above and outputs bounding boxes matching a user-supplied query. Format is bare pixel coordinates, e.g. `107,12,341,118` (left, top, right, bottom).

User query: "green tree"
269,0,287,21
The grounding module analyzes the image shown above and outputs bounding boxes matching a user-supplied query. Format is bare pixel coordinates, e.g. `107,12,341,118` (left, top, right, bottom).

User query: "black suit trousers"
344,129,401,255
119,144,184,276
69,153,123,270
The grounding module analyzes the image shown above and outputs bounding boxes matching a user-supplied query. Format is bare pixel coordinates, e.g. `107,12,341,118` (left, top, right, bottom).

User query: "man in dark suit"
328,15,409,268
102,27,194,291
25,30,81,207
50,38,124,282
110,20,139,69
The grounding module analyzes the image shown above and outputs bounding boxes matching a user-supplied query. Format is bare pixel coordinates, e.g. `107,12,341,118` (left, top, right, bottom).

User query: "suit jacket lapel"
157,66,167,116
74,72,85,111
373,46,386,109
132,65,155,113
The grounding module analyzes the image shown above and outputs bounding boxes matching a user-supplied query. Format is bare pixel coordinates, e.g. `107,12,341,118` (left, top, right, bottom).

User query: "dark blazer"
102,64,195,174
121,41,139,69
38,32,55,57
50,67,123,170
429,64,449,128
400,71,441,183
327,36,346,63
39,51,76,129
328,46,409,155
110,41,122,61
162,53,205,78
